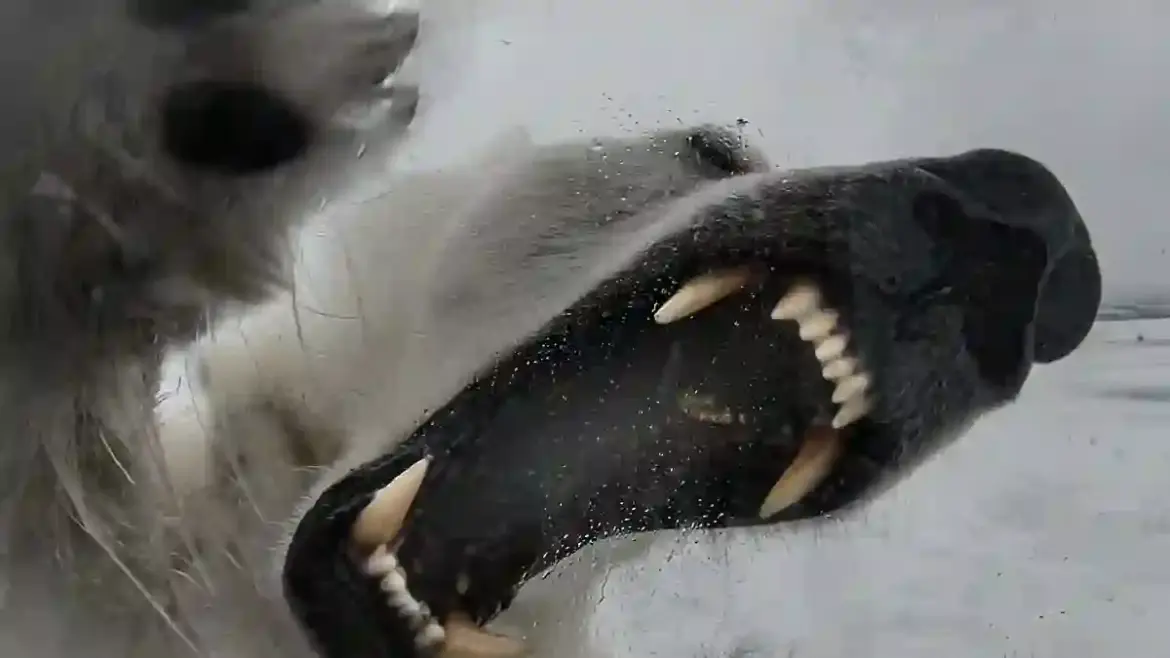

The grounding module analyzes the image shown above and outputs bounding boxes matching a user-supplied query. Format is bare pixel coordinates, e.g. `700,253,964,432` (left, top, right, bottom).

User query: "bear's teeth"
796,308,838,341
820,356,856,380
352,458,527,655
362,545,436,635
831,397,872,430
352,456,430,547
769,282,822,320
758,425,842,519
440,612,527,657
419,622,447,647
772,280,873,429
653,267,753,324
365,547,400,578
831,373,870,405
814,334,848,362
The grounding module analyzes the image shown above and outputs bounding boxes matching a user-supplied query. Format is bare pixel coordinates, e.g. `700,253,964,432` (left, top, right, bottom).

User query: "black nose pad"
1033,243,1101,363
911,147,1100,366
912,190,1048,390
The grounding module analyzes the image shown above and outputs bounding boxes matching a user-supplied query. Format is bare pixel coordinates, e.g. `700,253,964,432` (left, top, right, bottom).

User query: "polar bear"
0,0,1101,656
168,123,1101,658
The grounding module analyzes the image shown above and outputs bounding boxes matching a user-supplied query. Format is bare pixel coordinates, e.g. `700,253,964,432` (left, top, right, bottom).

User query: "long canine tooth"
797,309,838,341
770,282,822,320
831,373,870,404
759,426,842,519
814,334,847,362
821,356,856,381
352,457,431,547
654,267,752,324
441,613,527,657
832,397,871,429
420,623,447,647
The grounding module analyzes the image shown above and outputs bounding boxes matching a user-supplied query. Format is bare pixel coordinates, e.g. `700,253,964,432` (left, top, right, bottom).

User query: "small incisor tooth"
420,623,448,647
441,613,527,657
393,593,424,617
821,357,856,380
380,571,407,593
814,334,847,362
770,282,822,320
365,547,399,576
759,425,843,519
797,309,838,341
352,457,431,548
831,373,870,404
832,396,871,429
654,267,752,324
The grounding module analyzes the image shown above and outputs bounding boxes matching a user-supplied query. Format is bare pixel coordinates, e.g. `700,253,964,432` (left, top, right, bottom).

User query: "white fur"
156,124,725,656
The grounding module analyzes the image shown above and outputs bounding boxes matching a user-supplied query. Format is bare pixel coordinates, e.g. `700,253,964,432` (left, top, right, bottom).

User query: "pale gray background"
406,0,1167,306
400,1,1170,656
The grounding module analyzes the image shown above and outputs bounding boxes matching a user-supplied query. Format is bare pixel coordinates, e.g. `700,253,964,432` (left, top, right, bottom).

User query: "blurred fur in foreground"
0,0,427,655
0,0,749,654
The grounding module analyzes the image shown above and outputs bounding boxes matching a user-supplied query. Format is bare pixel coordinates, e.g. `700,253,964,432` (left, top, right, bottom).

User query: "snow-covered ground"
400,2,1170,656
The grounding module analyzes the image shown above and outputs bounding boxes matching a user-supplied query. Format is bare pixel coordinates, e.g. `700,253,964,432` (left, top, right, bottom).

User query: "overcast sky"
406,0,1168,304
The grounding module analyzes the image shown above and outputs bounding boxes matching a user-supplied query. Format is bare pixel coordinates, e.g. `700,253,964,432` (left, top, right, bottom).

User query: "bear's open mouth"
283,144,1101,658
310,266,967,656
653,271,876,520
293,266,903,657
346,270,888,657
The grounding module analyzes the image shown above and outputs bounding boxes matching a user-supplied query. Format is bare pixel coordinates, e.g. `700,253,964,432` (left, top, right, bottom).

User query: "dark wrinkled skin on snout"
284,148,1101,658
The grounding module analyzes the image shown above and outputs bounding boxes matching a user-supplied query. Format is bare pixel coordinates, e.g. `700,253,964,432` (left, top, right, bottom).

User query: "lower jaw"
328,273,889,655
338,419,887,658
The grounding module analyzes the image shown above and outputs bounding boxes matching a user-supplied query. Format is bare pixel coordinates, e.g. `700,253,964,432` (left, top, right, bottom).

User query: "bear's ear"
129,0,250,30
684,125,770,177
911,189,1049,391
